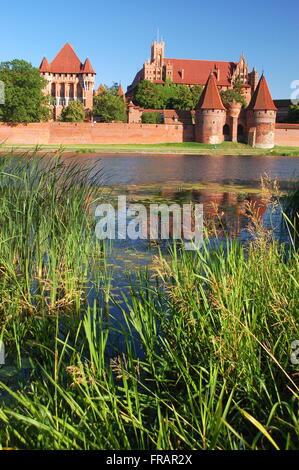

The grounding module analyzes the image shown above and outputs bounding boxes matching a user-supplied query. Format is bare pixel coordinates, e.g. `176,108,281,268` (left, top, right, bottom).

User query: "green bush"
141,111,163,124
60,99,85,122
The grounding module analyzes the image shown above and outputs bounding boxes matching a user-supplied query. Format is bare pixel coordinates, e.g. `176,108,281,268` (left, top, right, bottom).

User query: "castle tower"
39,44,96,120
195,72,226,144
151,41,165,66
248,67,259,93
246,75,277,149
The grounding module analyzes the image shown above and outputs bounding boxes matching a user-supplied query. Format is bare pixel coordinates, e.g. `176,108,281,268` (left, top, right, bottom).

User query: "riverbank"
1,142,299,156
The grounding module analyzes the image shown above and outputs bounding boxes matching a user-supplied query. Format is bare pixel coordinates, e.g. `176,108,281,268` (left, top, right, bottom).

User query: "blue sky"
1,0,298,98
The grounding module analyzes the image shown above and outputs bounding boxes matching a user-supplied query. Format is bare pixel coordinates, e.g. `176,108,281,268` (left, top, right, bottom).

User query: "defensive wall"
0,122,298,147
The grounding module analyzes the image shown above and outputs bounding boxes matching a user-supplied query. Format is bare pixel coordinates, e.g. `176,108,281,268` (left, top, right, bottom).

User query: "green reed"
0,154,298,450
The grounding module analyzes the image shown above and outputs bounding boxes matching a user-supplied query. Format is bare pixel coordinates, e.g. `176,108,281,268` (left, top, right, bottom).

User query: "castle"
38,42,278,148
127,41,259,105
194,71,277,148
39,43,96,120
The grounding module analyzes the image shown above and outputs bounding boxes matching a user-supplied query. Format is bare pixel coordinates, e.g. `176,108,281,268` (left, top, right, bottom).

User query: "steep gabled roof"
82,58,95,74
50,43,82,73
164,58,236,86
248,75,277,110
39,57,50,72
196,72,225,110
40,43,96,75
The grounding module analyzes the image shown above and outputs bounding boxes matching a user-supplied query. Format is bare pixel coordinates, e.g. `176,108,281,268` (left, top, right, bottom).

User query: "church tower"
144,41,165,82
151,41,164,66
195,72,226,144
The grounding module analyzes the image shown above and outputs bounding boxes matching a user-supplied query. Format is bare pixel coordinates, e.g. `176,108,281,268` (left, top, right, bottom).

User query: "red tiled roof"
128,69,143,90
39,57,50,72
40,43,95,74
196,73,225,110
95,84,105,94
82,58,95,74
117,85,124,97
164,58,236,86
248,75,277,111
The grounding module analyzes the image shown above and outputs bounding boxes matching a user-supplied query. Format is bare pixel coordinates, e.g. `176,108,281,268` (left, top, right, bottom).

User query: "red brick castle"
39,43,96,120
127,40,259,105
38,41,278,148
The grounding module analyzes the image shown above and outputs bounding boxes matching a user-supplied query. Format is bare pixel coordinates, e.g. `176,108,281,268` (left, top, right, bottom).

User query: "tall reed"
0,155,298,450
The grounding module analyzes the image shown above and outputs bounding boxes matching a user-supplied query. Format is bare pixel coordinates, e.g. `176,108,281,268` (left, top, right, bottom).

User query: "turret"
246,75,277,149
195,72,226,144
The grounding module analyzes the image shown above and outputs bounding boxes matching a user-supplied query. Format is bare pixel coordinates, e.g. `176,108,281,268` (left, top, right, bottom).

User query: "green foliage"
190,84,204,109
287,104,299,123
220,76,247,108
169,85,193,110
134,80,165,109
134,80,203,110
0,60,51,122
93,87,126,122
60,99,86,122
141,111,162,123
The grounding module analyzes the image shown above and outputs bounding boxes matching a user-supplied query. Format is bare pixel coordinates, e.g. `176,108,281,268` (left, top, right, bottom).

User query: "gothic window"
60,83,65,98
51,83,56,97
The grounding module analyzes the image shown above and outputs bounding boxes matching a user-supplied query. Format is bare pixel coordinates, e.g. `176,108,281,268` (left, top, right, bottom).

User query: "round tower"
195,73,226,144
246,75,277,149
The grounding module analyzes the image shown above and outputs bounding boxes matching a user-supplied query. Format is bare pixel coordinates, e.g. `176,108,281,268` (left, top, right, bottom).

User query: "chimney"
216,67,220,81
181,69,184,80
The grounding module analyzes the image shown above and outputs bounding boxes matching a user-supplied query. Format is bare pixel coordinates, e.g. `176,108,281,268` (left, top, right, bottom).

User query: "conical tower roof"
248,75,277,111
39,57,50,72
196,72,225,110
117,85,124,97
82,58,95,74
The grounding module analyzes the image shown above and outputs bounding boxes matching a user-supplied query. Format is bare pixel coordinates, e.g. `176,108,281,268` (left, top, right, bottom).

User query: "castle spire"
82,58,96,74
247,75,277,110
196,72,225,110
39,57,50,72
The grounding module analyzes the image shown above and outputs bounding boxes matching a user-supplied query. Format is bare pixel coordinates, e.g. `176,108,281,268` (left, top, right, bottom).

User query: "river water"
61,152,299,271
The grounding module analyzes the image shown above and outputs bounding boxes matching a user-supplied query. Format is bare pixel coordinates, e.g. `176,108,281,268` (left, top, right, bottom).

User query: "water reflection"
63,153,299,189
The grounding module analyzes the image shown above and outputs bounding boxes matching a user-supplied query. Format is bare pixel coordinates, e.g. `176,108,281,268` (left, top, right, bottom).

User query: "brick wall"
0,122,194,145
0,122,298,147
275,124,299,146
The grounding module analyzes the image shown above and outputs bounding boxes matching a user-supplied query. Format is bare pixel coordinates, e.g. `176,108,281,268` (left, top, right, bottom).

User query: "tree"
220,88,247,108
0,60,51,122
141,111,162,123
287,104,299,123
60,100,86,122
170,85,194,110
134,80,203,110
93,91,126,122
191,85,203,109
